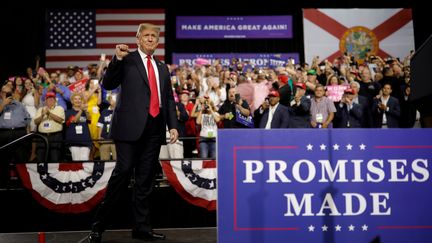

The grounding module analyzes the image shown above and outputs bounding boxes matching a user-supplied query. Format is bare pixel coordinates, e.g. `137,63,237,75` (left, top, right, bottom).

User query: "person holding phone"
88,23,178,243
0,85,31,188
218,86,251,128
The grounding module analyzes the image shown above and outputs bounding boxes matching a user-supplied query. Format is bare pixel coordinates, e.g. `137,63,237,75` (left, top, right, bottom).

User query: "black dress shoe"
132,230,166,241
87,231,102,243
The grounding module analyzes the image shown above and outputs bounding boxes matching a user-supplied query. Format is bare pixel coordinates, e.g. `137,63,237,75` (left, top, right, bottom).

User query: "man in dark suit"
254,90,290,128
334,88,363,128
88,23,178,243
288,82,311,128
372,83,401,128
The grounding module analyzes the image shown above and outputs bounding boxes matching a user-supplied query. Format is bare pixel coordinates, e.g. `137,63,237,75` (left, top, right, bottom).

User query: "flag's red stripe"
303,9,347,39
202,160,216,168
97,43,135,48
96,43,164,48
97,32,165,37
372,9,412,41
324,50,342,63
59,163,84,171
96,20,165,26
46,55,165,62
96,9,165,14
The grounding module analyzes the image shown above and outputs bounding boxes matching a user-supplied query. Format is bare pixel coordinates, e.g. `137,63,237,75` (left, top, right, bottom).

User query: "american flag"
45,9,165,71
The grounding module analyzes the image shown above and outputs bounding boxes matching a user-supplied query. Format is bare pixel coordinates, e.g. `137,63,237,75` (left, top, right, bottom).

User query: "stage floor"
0,227,216,243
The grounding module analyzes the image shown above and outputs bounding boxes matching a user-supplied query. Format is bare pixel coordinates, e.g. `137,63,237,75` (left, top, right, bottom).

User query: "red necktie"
146,55,160,117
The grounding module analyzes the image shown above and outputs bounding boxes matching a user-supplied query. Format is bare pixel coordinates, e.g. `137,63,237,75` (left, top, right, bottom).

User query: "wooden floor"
0,227,217,243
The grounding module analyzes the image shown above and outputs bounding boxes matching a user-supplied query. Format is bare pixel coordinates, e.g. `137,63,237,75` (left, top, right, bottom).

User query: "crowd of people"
0,51,418,187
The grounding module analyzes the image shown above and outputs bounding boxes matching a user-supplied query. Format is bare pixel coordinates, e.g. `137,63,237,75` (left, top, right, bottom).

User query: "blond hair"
136,23,160,38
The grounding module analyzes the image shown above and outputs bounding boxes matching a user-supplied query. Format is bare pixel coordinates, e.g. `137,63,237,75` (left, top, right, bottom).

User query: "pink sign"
326,85,349,102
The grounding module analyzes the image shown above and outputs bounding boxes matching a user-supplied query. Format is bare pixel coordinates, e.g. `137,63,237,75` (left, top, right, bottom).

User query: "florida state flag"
303,9,414,64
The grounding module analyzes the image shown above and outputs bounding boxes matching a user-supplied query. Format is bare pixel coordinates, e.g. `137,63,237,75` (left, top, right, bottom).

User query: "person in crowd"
65,93,92,161
254,90,290,129
83,78,102,159
41,71,71,111
289,82,311,128
179,90,198,158
359,67,381,104
12,77,25,101
334,88,363,128
305,69,319,94
218,87,252,128
196,96,219,158
0,85,30,188
379,67,404,102
33,92,65,162
310,84,336,128
97,94,117,161
372,83,401,128
277,73,294,107
205,76,225,109
88,23,178,243
22,79,40,161
399,84,417,128
350,81,372,128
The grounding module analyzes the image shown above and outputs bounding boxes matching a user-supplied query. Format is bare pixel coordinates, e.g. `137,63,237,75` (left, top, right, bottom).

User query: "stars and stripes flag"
45,9,165,71
303,9,414,64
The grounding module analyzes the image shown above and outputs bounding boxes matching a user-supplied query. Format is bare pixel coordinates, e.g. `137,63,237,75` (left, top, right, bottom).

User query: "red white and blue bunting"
161,160,217,210
16,161,116,213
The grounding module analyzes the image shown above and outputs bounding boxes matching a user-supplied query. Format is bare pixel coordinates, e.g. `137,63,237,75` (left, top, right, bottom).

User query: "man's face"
314,87,325,98
361,69,371,82
228,88,236,102
268,96,279,106
46,97,56,108
180,93,189,103
137,28,159,55
349,83,360,94
382,84,392,96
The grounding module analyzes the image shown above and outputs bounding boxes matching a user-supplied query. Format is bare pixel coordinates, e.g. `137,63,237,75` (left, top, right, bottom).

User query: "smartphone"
290,58,295,65
92,79,99,85
235,93,241,103
100,53,106,61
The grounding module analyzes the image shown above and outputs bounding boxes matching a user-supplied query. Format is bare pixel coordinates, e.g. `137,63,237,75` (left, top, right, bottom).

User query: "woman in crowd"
22,79,40,161
65,93,92,161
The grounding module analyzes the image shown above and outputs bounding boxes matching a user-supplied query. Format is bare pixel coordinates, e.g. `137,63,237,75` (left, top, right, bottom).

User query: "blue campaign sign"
217,129,432,243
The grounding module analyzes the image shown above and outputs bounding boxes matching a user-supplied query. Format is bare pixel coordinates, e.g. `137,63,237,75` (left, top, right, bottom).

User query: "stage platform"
0,227,216,243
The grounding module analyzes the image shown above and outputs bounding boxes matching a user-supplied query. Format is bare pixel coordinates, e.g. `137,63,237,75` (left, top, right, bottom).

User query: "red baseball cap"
45,92,56,99
278,74,289,84
268,90,280,97
344,88,356,95
295,82,306,90
181,90,190,95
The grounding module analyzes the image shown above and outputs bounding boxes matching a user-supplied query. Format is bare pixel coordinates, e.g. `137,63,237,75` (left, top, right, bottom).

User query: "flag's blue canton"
46,10,96,49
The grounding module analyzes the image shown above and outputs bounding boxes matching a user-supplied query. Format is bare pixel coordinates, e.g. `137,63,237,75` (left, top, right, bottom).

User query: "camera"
5,92,13,98
203,100,209,110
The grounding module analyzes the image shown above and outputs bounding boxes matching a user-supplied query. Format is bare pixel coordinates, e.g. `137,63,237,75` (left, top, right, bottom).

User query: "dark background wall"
1,0,429,81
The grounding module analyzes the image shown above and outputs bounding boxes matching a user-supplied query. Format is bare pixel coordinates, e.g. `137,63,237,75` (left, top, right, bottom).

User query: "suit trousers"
92,114,164,233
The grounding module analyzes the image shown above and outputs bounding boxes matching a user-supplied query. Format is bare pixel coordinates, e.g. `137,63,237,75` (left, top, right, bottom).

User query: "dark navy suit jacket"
372,96,401,128
102,52,178,142
255,104,290,128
